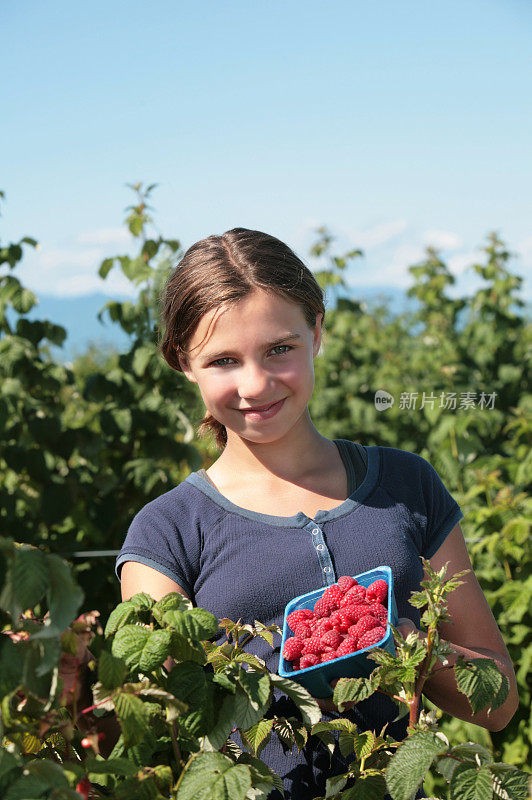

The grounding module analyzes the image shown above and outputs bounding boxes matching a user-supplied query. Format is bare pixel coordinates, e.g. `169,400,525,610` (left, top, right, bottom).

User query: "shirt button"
312,528,320,535
316,544,325,551
323,566,331,573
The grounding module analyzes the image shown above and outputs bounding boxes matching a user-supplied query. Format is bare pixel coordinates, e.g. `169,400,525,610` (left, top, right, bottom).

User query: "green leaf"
176,752,252,800
241,718,274,757
204,693,237,750
85,757,138,776
111,624,151,670
99,257,115,278
163,608,219,641
114,692,150,746
0,547,49,621
152,592,192,624
449,764,493,800
385,731,448,800
169,631,206,664
454,657,509,715
268,674,321,726
32,553,83,637
324,773,348,796
342,772,387,799
234,685,270,731
105,600,139,637
98,649,128,690
333,675,379,712
166,661,210,734
138,629,173,671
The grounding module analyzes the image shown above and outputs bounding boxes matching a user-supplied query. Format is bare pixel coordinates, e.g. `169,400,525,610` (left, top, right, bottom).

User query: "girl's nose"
238,362,272,399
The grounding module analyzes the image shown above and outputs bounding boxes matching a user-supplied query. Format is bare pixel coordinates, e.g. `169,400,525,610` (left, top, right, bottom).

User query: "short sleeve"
115,500,199,599
417,456,464,558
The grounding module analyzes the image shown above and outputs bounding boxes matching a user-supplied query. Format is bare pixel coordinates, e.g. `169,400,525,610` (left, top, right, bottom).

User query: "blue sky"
2,0,531,305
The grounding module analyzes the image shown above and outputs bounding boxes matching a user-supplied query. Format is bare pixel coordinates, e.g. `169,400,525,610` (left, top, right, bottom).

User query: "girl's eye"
210,357,234,367
209,345,292,367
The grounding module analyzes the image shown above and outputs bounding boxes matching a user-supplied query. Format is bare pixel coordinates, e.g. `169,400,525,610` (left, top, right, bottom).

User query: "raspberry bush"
1,537,529,799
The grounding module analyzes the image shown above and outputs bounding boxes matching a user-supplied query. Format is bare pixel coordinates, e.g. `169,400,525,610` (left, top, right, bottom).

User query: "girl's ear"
312,312,323,357
178,354,197,384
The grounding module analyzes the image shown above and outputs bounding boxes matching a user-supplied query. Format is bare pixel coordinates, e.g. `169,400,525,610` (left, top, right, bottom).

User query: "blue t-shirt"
116,441,463,799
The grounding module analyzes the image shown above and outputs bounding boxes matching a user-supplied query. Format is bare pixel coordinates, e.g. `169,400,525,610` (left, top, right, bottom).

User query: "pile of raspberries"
282,576,389,671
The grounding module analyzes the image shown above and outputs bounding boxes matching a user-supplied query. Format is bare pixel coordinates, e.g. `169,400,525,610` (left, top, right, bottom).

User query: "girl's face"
178,288,323,444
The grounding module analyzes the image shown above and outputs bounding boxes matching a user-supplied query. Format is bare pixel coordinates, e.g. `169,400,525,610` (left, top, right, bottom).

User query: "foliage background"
1,186,530,781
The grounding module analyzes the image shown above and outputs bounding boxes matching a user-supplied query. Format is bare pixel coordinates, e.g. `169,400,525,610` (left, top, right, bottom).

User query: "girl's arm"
120,561,191,603
399,522,518,731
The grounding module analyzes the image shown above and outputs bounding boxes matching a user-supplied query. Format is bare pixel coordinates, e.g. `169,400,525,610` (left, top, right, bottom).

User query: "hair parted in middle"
159,227,326,450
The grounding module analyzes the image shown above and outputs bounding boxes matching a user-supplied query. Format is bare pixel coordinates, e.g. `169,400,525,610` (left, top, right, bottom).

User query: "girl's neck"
213,411,334,484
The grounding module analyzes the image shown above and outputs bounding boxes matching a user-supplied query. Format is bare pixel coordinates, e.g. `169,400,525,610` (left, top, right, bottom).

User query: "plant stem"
171,720,182,768
410,626,436,726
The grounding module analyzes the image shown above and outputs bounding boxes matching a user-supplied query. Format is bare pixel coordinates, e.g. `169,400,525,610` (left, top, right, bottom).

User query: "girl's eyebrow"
201,333,302,362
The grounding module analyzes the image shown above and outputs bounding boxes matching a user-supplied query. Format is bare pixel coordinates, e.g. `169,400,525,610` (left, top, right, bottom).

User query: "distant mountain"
7,288,529,363
8,293,133,362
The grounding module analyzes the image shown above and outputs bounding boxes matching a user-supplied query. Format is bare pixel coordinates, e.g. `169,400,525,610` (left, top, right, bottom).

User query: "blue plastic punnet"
278,565,398,698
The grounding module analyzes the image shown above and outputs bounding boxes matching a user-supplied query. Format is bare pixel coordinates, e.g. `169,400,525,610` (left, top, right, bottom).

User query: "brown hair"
159,227,326,450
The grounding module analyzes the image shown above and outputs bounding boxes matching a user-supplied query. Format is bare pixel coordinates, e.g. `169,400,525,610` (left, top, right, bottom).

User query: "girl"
116,228,517,799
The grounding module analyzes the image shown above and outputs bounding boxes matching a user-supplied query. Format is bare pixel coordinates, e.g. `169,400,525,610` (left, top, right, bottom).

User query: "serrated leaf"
385,731,448,800
454,658,509,715
98,649,128,689
169,631,206,664
111,624,150,671
12,547,49,614
35,554,83,638
449,764,493,800
85,756,138,776
164,608,219,640
105,600,139,637
241,718,274,757
176,752,252,800
204,693,236,750
268,674,321,726
152,592,192,624
342,772,387,799
114,692,149,746
234,685,269,731
333,675,379,712
138,629,173,671
449,742,493,765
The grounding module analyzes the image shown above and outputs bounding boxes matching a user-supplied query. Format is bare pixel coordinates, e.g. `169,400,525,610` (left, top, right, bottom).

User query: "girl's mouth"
238,398,285,420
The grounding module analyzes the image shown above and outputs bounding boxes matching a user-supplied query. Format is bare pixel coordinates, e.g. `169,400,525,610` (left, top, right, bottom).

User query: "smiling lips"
238,398,286,418
240,400,282,412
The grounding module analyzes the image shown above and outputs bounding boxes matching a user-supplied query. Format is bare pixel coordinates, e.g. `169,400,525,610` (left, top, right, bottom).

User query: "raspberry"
314,618,334,636
337,637,358,656
300,653,320,669
283,637,304,660
334,610,353,633
367,602,388,623
291,658,301,671
320,650,338,662
293,622,312,640
342,603,371,623
313,596,338,618
287,608,314,631
320,630,343,649
366,579,388,604
322,585,344,604
340,585,367,606
301,635,327,656
337,575,357,593
357,626,387,650
350,615,380,643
